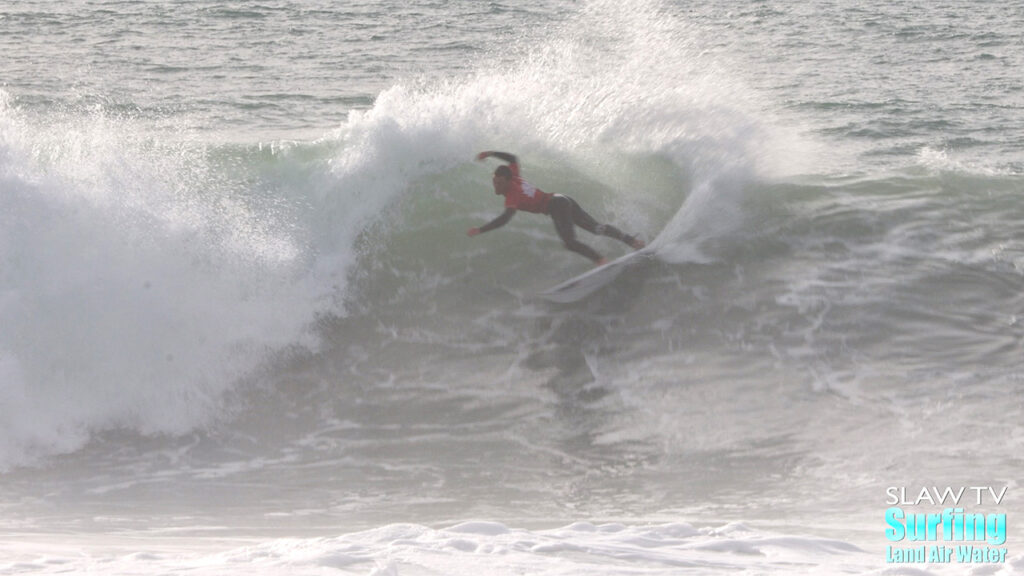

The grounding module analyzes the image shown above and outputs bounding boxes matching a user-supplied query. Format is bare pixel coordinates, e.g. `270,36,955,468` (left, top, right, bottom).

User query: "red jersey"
503,162,552,214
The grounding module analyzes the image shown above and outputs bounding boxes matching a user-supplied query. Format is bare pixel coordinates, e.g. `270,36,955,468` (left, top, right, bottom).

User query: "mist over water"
1,98,324,467
2,1,1023,574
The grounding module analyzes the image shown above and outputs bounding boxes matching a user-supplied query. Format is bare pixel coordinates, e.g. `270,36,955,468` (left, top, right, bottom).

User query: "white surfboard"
538,248,655,303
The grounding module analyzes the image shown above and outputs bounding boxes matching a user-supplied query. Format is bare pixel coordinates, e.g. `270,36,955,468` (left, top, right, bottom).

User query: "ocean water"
1,1,1023,574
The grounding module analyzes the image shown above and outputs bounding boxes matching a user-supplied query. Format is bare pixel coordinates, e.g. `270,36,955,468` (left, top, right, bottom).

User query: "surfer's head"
492,165,513,195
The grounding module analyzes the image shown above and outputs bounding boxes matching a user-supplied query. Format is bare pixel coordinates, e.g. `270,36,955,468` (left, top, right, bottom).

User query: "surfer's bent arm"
476,151,518,166
475,208,516,234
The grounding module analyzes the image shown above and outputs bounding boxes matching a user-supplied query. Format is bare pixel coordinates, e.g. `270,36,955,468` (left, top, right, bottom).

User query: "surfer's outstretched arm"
468,207,516,236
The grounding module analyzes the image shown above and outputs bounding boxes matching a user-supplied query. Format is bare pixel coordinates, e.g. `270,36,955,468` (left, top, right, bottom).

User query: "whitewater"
1,1,1023,574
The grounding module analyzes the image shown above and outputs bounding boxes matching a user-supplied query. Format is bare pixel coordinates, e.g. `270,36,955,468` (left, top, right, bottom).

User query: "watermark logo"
885,486,1009,565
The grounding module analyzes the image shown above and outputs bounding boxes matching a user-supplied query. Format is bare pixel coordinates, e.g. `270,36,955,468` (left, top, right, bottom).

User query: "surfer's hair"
494,165,513,179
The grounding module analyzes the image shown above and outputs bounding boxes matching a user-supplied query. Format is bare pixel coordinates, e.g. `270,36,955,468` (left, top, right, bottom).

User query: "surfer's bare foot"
630,238,646,250
595,258,608,266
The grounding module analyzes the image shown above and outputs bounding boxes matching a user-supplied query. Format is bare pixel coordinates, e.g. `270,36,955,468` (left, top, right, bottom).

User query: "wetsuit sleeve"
478,207,516,233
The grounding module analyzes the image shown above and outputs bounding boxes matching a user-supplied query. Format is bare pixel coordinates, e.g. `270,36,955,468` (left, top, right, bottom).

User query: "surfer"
467,151,645,265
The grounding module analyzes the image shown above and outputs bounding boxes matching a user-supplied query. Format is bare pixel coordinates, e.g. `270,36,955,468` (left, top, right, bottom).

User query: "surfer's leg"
567,197,644,250
549,196,604,263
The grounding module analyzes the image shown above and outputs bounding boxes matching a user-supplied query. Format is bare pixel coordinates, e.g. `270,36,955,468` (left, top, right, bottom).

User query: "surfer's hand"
476,151,490,161
467,227,481,237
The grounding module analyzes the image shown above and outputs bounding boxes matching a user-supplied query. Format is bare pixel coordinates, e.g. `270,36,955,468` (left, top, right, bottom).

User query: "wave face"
2,0,1024,573
0,0,795,470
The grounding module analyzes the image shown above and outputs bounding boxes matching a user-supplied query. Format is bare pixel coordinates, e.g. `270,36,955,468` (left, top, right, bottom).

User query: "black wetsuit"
547,194,637,262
